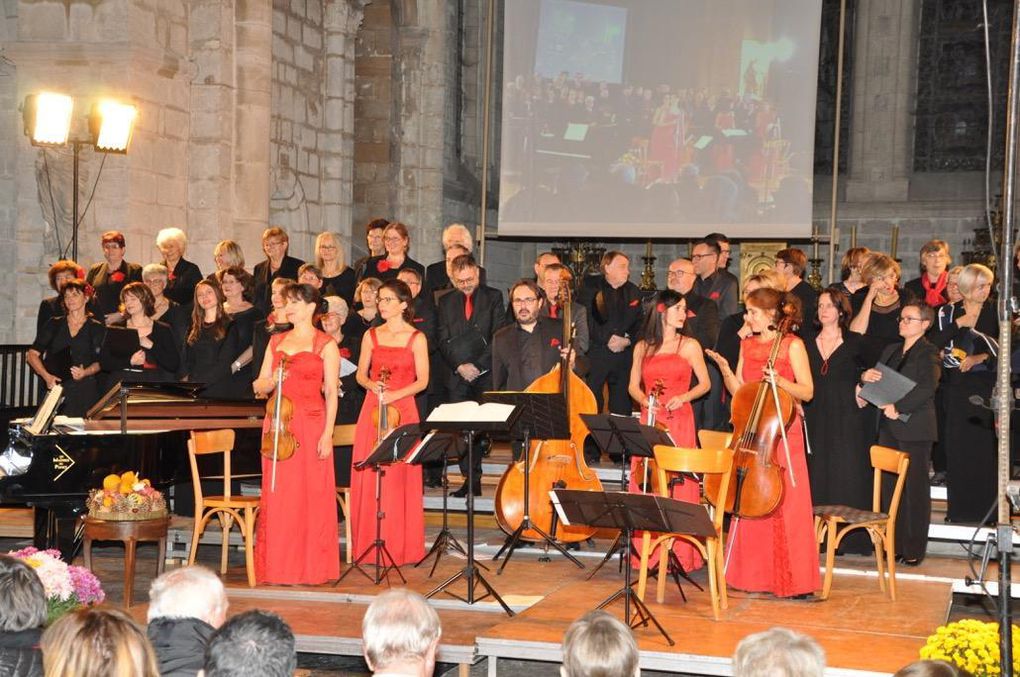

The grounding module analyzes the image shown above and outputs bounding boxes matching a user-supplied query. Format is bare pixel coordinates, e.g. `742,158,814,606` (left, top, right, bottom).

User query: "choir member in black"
804,287,871,553
27,280,105,416
427,244,472,307
580,251,643,456
836,247,871,316
904,240,951,309
209,239,246,282
437,254,506,497
352,218,388,281
706,232,741,314
423,224,487,302
321,295,360,488
931,264,964,485
930,263,997,524
315,232,356,306
850,254,912,366
360,222,425,283
298,263,325,292
38,260,82,334
774,248,817,336
251,277,294,396
253,226,304,310
100,282,180,385
858,300,940,564
713,271,785,377
182,280,239,399
220,266,263,399
344,277,382,349
692,239,739,317
142,263,189,365
539,263,589,354
667,256,720,430
157,228,203,307
86,230,142,324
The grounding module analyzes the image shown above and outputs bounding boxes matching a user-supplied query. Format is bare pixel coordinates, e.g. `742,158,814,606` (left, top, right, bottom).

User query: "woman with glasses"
849,254,914,365
349,279,429,566
315,231,356,307
360,222,425,283
904,240,952,308
86,230,142,324
931,264,998,524
253,227,304,310
857,300,940,564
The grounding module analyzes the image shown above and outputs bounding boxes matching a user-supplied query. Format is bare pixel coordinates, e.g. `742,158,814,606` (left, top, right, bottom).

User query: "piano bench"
82,515,170,608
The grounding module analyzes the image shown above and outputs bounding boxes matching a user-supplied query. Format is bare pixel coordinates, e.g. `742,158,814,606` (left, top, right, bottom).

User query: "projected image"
499,0,823,238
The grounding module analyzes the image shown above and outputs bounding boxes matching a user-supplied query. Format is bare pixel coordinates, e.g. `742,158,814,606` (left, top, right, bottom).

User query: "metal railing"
0,345,41,411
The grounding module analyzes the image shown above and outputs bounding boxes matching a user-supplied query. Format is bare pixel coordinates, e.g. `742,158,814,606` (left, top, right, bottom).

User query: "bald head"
667,258,696,295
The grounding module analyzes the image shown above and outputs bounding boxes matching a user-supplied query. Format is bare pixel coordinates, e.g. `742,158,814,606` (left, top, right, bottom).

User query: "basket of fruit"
86,471,167,521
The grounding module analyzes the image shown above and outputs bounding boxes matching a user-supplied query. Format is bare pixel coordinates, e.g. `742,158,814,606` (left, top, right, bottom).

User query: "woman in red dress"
706,288,819,598
627,290,711,571
350,279,429,566
252,283,340,585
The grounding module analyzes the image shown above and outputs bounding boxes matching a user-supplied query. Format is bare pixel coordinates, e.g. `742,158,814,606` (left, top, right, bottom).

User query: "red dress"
255,330,340,585
350,328,425,566
724,335,820,597
629,342,703,572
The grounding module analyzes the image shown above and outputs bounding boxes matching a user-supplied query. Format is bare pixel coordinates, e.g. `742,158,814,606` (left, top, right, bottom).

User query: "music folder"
103,326,141,359
858,363,916,422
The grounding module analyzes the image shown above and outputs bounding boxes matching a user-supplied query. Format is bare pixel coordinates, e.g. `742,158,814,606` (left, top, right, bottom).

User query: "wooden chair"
636,444,734,620
813,445,910,600
333,424,357,564
187,429,259,587
697,430,732,451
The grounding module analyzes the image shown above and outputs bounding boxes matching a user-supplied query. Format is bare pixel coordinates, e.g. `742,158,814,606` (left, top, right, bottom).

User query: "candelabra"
639,240,657,291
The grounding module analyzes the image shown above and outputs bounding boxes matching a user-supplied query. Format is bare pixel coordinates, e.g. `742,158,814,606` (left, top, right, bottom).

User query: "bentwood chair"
636,444,734,620
697,429,732,452
187,429,259,587
333,423,357,564
813,445,910,600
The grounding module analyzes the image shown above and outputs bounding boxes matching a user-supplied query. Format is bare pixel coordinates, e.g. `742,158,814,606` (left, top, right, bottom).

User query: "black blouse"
33,316,105,376
322,268,357,307
163,259,204,306
184,322,240,399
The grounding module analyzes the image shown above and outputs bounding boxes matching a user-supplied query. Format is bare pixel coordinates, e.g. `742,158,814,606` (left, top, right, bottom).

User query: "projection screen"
498,0,823,238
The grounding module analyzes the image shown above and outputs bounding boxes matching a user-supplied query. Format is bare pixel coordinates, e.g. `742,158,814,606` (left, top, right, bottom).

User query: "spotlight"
90,99,138,153
22,92,74,146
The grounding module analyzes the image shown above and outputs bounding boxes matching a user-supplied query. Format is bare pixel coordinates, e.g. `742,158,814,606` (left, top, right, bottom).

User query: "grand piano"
0,382,265,559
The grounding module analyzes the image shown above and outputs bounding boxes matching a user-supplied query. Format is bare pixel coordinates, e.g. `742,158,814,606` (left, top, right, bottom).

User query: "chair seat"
204,496,260,509
814,504,887,524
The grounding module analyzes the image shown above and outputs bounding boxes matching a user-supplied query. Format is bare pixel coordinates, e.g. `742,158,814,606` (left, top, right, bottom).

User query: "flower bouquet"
920,619,1020,676
6,547,104,624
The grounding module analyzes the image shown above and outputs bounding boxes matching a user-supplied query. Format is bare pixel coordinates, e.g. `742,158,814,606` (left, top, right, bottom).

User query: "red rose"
83,283,95,299
168,272,176,282
550,338,561,348
656,303,666,313
628,299,639,307
339,347,352,359
110,271,125,283
709,291,720,300
377,259,391,273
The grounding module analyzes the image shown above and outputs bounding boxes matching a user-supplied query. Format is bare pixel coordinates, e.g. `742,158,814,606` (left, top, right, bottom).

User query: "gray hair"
156,227,188,252
362,588,441,671
956,263,993,297
0,554,46,631
142,263,169,281
147,565,228,626
204,610,295,677
733,627,825,677
442,223,474,252
561,610,639,677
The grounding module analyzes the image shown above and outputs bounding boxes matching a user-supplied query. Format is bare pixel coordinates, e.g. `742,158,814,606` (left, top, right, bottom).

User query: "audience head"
451,254,481,296
560,610,639,677
59,279,91,312
383,222,411,256
101,230,127,265
745,288,802,334
362,588,441,677
219,266,256,304
666,258,697,295
919,240,950,277
142,263,170,301
862,254,901,293
816,286,852,332
0,554,46,632
379,279,415,323
42,607,159,677
366,218,389,256
840,246,871,283
510,279,544,326
120,281,156,318
442,223,474,252
774,248,807,281
946,265,964,303
315,231,346,271
48,260,83,292
156,227,188,262
356,277,383,308
261,227,290,262
732,627,825,677
269,277,295,313
957,263,993,304
321,296,349,336
213,240,245,272
397,267,423,298
203,610,296,677
534,251,561,280
601,251,630,287
705,232,731,269
298,263,324,289
147,565,228,629
894,660,973,677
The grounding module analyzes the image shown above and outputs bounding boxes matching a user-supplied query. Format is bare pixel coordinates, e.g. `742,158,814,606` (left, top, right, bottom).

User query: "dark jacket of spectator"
147,616,216,677
0,627,43,677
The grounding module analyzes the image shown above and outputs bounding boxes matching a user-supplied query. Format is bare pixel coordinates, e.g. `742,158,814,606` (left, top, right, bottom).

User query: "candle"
890,225,899,260
646,240,652,258
850,225,857,249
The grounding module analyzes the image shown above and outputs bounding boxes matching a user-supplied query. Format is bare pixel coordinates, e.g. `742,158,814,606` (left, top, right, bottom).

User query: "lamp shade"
23,92,73,146
90,99,137,153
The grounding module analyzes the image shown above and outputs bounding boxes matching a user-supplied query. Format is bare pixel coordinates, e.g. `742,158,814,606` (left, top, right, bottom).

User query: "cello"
493,273,603,543
704,315,796,518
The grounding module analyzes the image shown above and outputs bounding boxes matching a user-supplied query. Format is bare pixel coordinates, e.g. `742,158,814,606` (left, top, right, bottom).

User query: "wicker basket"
86,508,168,522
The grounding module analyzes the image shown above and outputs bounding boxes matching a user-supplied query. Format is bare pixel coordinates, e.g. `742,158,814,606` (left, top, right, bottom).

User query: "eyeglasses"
319,244,338,250
691,253,716,261
898,316,925,324
667,270,692,278
383,236,404,244
264,239,286,248
377,296,399,304
454,276,478,287
512,296,539,305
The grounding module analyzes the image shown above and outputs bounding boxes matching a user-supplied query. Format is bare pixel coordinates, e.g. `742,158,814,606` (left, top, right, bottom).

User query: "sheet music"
403,430,436,465
339,357,357,377
427,401,516,423
549,490,571,526
25,385,63,436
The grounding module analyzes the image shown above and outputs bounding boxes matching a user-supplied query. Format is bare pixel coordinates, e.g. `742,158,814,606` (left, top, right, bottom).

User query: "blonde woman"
42,608,159,677
315,231,356,306
849,253,908,364
156,227,203,306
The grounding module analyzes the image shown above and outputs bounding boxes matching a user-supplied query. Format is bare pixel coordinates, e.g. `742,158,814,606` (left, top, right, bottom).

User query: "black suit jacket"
163,259,203,306
437,285,505,387
86,261,143,316
580,279,644,352
875,338,941,443
492,316,586,391
680,292,719,349
423,261,487,305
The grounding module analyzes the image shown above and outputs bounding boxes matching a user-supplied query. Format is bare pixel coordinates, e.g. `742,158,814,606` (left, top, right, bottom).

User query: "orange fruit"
102,474,120,491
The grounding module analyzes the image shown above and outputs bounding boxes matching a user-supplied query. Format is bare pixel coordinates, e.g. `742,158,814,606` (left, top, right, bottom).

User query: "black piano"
0,382,265,559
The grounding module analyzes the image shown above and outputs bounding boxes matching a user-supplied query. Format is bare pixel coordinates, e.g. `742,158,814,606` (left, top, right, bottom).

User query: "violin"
260,357,297,491
372,367,401,442
639,379,669,493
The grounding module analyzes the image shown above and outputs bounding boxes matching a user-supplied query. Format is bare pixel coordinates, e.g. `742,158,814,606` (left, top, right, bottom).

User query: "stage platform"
135,547,951,676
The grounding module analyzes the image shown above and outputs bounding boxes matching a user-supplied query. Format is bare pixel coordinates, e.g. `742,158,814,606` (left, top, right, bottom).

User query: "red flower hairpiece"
550,337,561,348
656,302,666,313
377,260,391,273
76,267,86,280
83,283,95,299
110,271,125,283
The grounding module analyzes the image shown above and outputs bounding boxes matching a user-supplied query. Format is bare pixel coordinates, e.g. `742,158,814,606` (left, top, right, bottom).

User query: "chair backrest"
188,429,237,506
870,445,910,523
333,424,357,447
698,430,732,451
653,444,734,535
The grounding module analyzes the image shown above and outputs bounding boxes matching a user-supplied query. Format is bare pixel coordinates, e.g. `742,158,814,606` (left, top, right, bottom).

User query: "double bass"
493,273,603,543
704,316,795,518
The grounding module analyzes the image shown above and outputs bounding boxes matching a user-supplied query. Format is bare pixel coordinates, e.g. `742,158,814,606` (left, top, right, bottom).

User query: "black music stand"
552,489,715,647
336,424,421,587
482,391,583,572
425,407,521,616
406,429,469,576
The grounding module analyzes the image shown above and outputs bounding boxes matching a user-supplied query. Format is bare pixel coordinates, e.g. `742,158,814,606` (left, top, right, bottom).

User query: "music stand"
426,407,521,616
405,429,470,576
482,391,584,572
552,489,715,647
336,424,421,586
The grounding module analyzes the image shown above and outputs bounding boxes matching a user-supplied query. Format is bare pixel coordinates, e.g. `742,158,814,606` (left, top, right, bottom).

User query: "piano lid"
85,381,264,421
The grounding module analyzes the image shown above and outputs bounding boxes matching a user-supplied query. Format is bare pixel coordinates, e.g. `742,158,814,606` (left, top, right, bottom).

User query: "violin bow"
270,357,287,492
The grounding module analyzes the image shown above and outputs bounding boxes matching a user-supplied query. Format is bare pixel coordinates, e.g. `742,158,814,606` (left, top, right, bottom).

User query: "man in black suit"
774,247,817,334
253,227,304,311
538,263,589,355
87,230,143,324
692,239,739,317
437,254,505,496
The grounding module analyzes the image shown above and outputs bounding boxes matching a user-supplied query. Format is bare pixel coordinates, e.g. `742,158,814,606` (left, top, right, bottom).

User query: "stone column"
845,0,920,202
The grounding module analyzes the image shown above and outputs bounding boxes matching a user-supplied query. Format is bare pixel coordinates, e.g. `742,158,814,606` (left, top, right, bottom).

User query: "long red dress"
724,335,820,597
629,340,703,572
255,330,340,585
350,328,425,566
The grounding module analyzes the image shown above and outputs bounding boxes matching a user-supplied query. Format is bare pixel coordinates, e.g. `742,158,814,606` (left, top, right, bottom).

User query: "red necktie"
464,293,473,320
550,304,558,319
